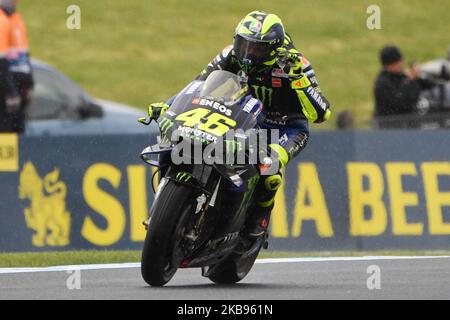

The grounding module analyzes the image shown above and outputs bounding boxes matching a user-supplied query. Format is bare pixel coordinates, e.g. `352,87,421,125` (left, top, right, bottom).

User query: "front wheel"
141,180,195,286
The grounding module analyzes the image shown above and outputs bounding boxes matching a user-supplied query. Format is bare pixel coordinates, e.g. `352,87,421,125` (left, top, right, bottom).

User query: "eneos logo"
192,98,232,116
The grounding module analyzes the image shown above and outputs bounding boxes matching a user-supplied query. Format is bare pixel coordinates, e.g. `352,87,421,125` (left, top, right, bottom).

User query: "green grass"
0,250,141,268
1,250,449,268
19,0,450,128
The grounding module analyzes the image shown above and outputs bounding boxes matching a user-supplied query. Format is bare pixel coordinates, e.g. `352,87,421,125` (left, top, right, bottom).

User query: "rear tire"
141,180,195,287
208,240,263,284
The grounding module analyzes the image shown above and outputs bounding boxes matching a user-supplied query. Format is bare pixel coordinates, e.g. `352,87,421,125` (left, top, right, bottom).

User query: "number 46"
176,108,236,136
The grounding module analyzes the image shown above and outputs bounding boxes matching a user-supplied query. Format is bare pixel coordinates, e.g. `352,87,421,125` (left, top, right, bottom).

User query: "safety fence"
1,131,449,252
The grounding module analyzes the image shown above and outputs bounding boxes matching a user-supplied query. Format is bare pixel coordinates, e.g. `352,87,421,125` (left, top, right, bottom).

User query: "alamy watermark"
66,267,81,290
366,5,382,30
163,128,282,176
366,265,381,290
66,5,81,30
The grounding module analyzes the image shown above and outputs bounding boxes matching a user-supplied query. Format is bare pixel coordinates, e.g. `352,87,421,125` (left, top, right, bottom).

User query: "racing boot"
246,203,273,247
238,173,282,252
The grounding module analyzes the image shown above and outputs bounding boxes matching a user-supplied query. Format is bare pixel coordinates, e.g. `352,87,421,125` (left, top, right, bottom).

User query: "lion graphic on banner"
19,162,71,247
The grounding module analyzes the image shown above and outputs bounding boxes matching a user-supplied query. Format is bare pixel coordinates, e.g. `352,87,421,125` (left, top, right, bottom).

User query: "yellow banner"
0,133,19,172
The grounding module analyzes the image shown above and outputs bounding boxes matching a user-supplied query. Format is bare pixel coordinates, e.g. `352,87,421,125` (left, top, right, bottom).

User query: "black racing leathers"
0,57,20,132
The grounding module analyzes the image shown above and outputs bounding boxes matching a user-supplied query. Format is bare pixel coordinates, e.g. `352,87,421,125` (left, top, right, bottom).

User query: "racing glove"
147,102,169,120
276,46,314,96
277,47,332,124
276,47,303,80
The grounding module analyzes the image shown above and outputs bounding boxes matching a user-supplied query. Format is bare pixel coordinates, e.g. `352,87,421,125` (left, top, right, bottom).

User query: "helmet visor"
234,35,273,66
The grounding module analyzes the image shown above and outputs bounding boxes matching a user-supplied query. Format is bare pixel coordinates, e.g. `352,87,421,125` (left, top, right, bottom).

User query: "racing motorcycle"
138,70,270,287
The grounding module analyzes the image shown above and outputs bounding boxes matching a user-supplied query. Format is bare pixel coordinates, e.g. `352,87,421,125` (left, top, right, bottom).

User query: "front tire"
141,180,195,286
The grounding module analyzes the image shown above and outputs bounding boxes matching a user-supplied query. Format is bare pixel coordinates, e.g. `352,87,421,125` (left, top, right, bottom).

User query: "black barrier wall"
1,131,450,252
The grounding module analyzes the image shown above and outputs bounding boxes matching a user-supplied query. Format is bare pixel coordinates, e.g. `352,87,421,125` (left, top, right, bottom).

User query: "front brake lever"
138,117,153,126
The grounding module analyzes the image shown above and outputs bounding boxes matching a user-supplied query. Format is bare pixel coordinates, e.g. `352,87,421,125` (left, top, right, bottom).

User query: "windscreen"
199,70,244,103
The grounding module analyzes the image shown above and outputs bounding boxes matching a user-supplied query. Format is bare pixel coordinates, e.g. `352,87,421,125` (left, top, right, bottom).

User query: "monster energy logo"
224,140,243,155
159,118,174,136
237,175,260,214
252,85,273,106
176,172,193,182
224,139,243,164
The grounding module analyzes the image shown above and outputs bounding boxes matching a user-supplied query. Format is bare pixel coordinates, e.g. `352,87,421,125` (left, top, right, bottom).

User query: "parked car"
25,59,158,136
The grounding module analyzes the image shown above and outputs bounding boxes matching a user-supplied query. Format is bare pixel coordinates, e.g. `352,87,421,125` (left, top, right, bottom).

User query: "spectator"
336,110,355,130
0,1,19,132
374,45,434,118
0,0,33,133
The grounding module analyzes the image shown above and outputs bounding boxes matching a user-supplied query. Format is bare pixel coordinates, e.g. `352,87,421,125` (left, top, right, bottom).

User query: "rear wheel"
208,239,263,284
141,180,195,286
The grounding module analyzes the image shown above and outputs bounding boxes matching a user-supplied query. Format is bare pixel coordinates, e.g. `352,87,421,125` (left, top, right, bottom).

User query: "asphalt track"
1,256,450,300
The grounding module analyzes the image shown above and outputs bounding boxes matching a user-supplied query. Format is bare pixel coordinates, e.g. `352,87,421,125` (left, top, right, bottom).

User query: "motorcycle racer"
148,11,332,246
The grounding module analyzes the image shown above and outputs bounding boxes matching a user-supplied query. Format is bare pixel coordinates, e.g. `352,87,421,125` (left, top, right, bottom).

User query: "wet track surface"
1,257,450,300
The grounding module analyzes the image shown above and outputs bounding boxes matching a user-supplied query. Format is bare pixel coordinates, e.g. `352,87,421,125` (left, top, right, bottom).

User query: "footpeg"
201,267,207,277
